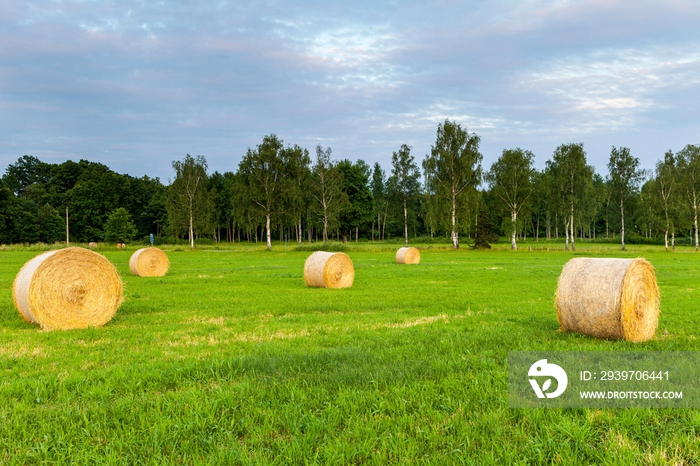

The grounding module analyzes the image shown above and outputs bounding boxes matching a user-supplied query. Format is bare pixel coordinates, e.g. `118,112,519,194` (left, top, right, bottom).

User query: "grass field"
1,240,700,464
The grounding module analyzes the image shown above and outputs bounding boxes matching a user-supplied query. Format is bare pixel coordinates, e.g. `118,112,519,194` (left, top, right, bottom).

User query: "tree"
370,163,387,241
338,159,373,242
285,145,312,245
388,144,422,246
2,155,52,197
422,119,482,249
104,207,138,243
654,151,680,251
310,145,347,242
237,135,294,251
677,144,700,251
209,171,236,242
607,146,644,251
67,162,131,242
545,143,594,251
486,148,535,250
166,154,212,250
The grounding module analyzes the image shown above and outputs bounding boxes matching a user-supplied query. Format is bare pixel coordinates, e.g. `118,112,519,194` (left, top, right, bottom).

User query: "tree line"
1,119,699,251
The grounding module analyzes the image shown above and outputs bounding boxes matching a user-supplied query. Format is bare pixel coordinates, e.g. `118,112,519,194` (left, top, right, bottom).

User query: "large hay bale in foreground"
555,257,659,342
303,251,354,288
129,247,170,277
396,247,420,264
13,247,123,330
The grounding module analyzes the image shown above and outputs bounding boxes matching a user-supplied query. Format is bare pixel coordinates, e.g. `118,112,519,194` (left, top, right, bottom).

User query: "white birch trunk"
404,198,409,247
620,199,626,251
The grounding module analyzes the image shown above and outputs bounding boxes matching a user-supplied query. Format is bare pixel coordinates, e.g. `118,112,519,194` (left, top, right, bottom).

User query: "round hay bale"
116,243,122,249
12,247,123,330
88,242,97,249
129,247,170,277
303,251,354,288
555,257,659,342
396,247,420,264
120,243,126,249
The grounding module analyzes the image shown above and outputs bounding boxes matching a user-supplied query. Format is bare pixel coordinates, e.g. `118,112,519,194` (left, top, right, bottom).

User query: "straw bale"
88,242,97,249
303,251,354,288
116,243,122,249
12,247,123,330
555,257,659,342
396,247,420,264
129,247,170,277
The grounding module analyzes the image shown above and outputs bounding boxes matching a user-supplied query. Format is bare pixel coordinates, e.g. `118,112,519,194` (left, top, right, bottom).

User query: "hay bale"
88,242,97,249
129,247,170,277
12,247,123,330
396,247,420,264
303,251,354,288
555,257,659,342
116,243,122,249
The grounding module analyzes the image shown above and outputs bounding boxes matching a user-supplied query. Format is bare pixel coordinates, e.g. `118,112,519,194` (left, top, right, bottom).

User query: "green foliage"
310,145,348,242
545,143,595,249
166,154,213,249
486,148,536,249
337,159,373,241
676,144,700,250
422,119,482,248
388,144,422,246
607,146,645,250
104,207,138,243
370,162,388,240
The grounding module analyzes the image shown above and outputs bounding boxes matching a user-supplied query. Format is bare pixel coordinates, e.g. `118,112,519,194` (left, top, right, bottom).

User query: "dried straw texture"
396,247,420,264
88,242,97,249
129,247,170,277
303,251,354,288
555,257,660,342
13,247,123,330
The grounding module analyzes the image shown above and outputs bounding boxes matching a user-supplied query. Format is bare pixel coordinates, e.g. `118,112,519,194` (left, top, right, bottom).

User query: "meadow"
1,240,699,464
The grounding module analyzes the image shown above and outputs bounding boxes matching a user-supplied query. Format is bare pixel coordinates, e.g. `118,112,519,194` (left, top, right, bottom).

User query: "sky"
1,0,699,183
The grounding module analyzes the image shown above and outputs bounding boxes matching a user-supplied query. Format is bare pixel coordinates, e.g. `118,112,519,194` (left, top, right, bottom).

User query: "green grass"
1,241,700,464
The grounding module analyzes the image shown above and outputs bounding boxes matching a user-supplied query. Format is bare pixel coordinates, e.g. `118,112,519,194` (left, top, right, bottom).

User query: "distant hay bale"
396,247,420,264
129,247,170,277
12,247,123,330
116,243,122,249
555,257,659,342
303,251,354,288
88,242,97,249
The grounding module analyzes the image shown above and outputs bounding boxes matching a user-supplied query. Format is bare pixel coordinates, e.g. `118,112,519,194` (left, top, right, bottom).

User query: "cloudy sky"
1,0,699,182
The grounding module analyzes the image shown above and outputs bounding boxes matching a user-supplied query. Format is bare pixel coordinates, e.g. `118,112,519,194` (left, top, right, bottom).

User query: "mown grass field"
1,240,699,464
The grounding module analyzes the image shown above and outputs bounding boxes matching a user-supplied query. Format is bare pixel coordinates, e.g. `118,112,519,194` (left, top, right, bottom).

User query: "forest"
1,119,698,251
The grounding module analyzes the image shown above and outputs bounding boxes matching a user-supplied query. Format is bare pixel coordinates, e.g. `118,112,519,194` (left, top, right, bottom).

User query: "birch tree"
166,154,212,250
607,146,644,251
389,144,421,247
237,134,291,251
486,148,535,250
422,120,482,249
370,163,387,241
311,145,347,242
678,144,700,251
284,145,311,245
654,150,679,251
545,143,593,251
